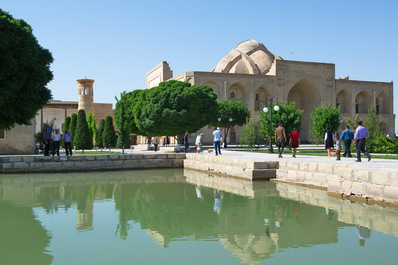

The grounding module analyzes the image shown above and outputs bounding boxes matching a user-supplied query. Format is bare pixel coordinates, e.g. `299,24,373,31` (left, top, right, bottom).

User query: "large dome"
212,40,280,75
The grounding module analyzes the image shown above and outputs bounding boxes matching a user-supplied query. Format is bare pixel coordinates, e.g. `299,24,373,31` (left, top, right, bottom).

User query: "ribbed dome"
212,40,278,75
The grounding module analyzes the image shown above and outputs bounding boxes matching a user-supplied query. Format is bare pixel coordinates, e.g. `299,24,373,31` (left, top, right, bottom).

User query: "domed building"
146,40,395,144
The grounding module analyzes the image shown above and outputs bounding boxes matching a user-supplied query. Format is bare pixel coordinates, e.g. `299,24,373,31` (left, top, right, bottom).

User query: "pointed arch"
287,78,322,141
254,86,271,111
336,89,351,113
228,83,245,101
202,81,221,100
355,91,372,114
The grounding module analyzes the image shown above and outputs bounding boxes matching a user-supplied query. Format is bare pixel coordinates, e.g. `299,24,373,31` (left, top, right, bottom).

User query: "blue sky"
2,0,398,131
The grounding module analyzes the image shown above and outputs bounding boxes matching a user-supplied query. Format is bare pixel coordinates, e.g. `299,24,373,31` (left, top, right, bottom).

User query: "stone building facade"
145,40,395,144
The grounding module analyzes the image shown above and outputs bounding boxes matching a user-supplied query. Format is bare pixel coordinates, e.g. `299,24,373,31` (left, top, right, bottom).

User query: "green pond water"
1,168,398,265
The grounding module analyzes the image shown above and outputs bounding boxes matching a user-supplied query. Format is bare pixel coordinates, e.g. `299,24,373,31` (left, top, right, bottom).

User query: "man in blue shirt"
353,120,371,162
340,125,354,157
213,127,222,156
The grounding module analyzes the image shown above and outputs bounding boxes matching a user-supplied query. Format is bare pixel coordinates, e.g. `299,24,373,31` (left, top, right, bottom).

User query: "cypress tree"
86,112,95,146
74,109,93,151
96,118,105,148
70,113,78,146
64,116,71,132
102,116,116,148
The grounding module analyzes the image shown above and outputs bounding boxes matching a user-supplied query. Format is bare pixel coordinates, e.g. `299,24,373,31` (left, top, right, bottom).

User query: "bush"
367,136,398,154
240,118,262,150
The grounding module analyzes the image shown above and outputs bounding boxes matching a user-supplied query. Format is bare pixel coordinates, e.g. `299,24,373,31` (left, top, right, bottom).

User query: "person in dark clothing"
184,131,189,153
340,125,354,157
353,120,371,162
43,128,52,156
324,127,334,157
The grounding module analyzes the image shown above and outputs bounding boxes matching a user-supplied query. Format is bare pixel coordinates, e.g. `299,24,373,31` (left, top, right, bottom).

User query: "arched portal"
228,83,245,101
336,89,350,113
287,79,321,141
355,91,372,114
254,86,271,111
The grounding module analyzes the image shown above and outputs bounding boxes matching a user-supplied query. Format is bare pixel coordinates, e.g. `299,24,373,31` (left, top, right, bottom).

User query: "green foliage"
364,105,384,141
86,112,95,144
309,127,323,145
240,118,262,149
209,100,250,142
70,113,77,146
74,109,93,150
347,114,360,131
0,9,54,130
102,116,116,148
367,136,398,154
311,105,341,139
64,116,71,132
260,102,303,141
96,118,105,148
115,92,131,148
133,80,218,143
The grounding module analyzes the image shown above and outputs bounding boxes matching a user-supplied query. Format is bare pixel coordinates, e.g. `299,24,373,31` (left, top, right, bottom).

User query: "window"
0,129,5,139
376,98,380,114
230,91,236,99
355,97,359,114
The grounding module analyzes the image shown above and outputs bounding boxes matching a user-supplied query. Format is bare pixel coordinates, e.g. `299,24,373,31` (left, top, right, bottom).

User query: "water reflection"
0,169,397,265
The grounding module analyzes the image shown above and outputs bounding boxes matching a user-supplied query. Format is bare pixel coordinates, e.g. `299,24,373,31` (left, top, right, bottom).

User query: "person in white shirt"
51,129,62,156
213,127,222,156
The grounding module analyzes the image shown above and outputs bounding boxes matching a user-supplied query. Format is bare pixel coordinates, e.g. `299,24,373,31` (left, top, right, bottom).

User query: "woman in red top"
290,128,300,158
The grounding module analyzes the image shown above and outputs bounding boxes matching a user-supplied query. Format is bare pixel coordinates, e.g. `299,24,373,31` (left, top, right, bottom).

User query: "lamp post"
263,97,280,153
218,117,233,148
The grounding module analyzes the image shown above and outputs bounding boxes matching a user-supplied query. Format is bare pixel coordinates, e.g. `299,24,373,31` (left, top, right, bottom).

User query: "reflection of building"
145,40,395,143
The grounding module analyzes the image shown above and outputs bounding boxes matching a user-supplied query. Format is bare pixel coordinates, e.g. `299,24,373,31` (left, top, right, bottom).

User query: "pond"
1,168,397,265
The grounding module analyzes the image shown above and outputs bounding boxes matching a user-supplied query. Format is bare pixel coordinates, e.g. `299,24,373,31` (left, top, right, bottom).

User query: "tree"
115,92,131,149
260,102,303,143
133,80,218,144
74,109,93,152
209,100,250,148
64,116,71,132
102,116,116,148
86,112,96,146
70,113,78,146
0,9,54,130
364,105,385,152
311,105,341,140
96,118,105,148
240,118,262,150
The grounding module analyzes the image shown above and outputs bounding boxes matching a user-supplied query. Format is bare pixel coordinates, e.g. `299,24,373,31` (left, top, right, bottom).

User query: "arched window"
230,91,236,99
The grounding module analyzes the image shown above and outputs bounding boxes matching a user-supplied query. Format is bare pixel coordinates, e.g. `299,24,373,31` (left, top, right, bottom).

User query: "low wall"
0,154,186,173
276,161,398,204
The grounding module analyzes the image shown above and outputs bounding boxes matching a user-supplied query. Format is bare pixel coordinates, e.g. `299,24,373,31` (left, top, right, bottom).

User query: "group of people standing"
43,128,73,156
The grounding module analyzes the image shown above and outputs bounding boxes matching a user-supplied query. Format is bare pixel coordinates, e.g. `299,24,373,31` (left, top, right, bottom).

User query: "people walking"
43,128,52,156
64,129,73,156
335,135,342,161
324,127,334,158
353,120,371,162
213,127,222,156
289,127,300,158
195,133,203,153
51,129,62,156
340,125,354,157
184,131,189,153
274,122,286,158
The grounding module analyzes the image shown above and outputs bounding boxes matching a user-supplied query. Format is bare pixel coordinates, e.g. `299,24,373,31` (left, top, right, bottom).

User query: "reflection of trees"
114,183,218,245
36,187,61,214
0,200,52,265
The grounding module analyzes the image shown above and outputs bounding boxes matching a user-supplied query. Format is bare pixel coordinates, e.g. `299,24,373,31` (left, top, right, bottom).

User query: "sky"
2,0,398,131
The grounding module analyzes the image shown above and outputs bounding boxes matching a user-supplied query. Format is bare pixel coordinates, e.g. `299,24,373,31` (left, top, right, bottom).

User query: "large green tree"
70,113,78,146
86,112,96,146
364,105,385,152
74,109,93,152
103,116,117,148
0,9,54,130
260,102,303,143
64,116,71,132
210,100,250,147
115,92,131,148
311,105,341,139
133,80,218,143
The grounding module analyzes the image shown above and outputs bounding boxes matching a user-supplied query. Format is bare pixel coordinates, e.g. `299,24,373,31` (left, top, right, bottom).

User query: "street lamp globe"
263,107,269,113
229,117,233,122
274,105,280,111
217,117,221,122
